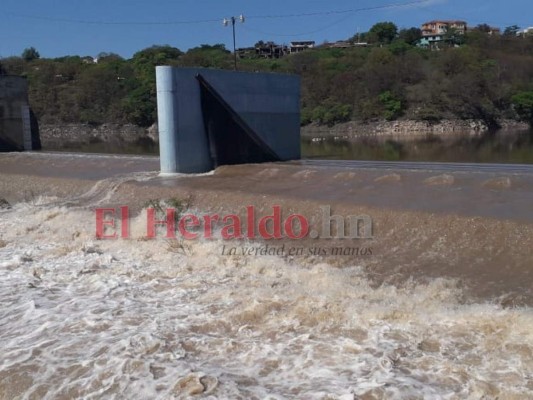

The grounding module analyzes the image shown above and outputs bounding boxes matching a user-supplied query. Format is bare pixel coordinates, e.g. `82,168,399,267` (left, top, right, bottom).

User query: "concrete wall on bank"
156,67,300,174
0,76,39,151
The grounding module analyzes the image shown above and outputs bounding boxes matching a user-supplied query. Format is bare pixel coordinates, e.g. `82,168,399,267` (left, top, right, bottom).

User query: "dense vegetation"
1,23,533,128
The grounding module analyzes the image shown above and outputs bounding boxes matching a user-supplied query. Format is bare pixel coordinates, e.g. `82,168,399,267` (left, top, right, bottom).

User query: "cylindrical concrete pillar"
156,66,179,174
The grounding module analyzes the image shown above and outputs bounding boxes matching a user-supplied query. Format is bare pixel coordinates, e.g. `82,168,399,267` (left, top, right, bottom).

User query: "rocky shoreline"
301,119,530,140
39,123,159,149
37,119,530,150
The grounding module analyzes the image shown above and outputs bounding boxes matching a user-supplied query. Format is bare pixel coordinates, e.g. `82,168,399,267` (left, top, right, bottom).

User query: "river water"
303,130,533,164
2,128,533,398
48,130,533,165
1,164,532,399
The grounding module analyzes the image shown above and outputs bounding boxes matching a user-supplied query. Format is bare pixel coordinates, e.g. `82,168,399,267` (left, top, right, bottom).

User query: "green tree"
389,40,412,55
76,61,132,124
131,45,182,84
310,101,352,126
511,91,533,125
22,47,40,61
398,27,422,45
96,52,124,63
368,22,398,44
348,31,369,44
444,27,466,46
124,45,183,126
180,44,232,69
379,91,403,120
474,24,492,33
132,45,182,66
503,25,520,36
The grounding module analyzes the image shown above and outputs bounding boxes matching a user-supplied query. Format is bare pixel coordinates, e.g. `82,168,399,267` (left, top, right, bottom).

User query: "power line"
6,0,432,26
247,0,432,20
242,13,359,38
412,4,524,28
242,1,433,38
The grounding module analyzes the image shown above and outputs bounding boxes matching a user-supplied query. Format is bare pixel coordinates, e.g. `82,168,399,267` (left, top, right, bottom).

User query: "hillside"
1,27,533,131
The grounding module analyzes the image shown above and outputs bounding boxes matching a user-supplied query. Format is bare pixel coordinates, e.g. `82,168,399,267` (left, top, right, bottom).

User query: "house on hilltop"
418,20,468,49
289,41,315,54
256,42,288,58
237,42,289,59
422,20,467,36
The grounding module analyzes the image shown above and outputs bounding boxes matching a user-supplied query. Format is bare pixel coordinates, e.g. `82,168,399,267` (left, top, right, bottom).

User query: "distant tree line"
1,22,533,129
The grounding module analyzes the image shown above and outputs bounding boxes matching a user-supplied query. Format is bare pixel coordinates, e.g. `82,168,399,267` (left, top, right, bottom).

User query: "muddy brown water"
1,152,532,398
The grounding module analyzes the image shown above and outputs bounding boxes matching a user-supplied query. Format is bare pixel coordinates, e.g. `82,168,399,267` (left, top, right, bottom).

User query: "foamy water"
1,194,532,399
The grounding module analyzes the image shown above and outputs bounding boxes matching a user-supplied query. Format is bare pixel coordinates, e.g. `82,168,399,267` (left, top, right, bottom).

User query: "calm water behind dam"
302,129,533,164
50,129,533,164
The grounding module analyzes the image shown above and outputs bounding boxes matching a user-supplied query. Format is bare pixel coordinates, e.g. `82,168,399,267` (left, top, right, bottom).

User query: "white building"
289,41,315,54
518,27,533,36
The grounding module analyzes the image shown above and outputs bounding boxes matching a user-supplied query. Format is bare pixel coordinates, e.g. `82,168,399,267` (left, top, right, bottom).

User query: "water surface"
44,129,533,164
302,130,533,164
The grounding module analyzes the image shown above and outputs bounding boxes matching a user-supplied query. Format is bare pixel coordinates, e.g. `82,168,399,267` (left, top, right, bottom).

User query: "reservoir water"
46,129,533,165
302,129,533,164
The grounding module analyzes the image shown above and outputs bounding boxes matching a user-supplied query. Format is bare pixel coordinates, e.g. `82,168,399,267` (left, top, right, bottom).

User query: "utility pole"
223,15,245,71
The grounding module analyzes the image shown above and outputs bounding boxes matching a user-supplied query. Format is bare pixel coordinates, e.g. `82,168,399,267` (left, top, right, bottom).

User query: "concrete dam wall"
0,75,40,151
156,67,301,174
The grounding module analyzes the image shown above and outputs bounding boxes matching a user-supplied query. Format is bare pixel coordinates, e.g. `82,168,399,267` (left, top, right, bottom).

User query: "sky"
0,0,531,59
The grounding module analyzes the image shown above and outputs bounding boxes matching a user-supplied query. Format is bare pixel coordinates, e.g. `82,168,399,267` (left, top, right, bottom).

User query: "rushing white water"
1,198,532,399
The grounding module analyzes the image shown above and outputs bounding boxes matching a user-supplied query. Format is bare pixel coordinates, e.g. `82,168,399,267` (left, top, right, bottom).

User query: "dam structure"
0,75,39,152
156,66,301,174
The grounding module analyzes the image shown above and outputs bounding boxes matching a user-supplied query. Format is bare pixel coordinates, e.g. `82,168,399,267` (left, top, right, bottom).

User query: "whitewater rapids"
0,197,532,399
